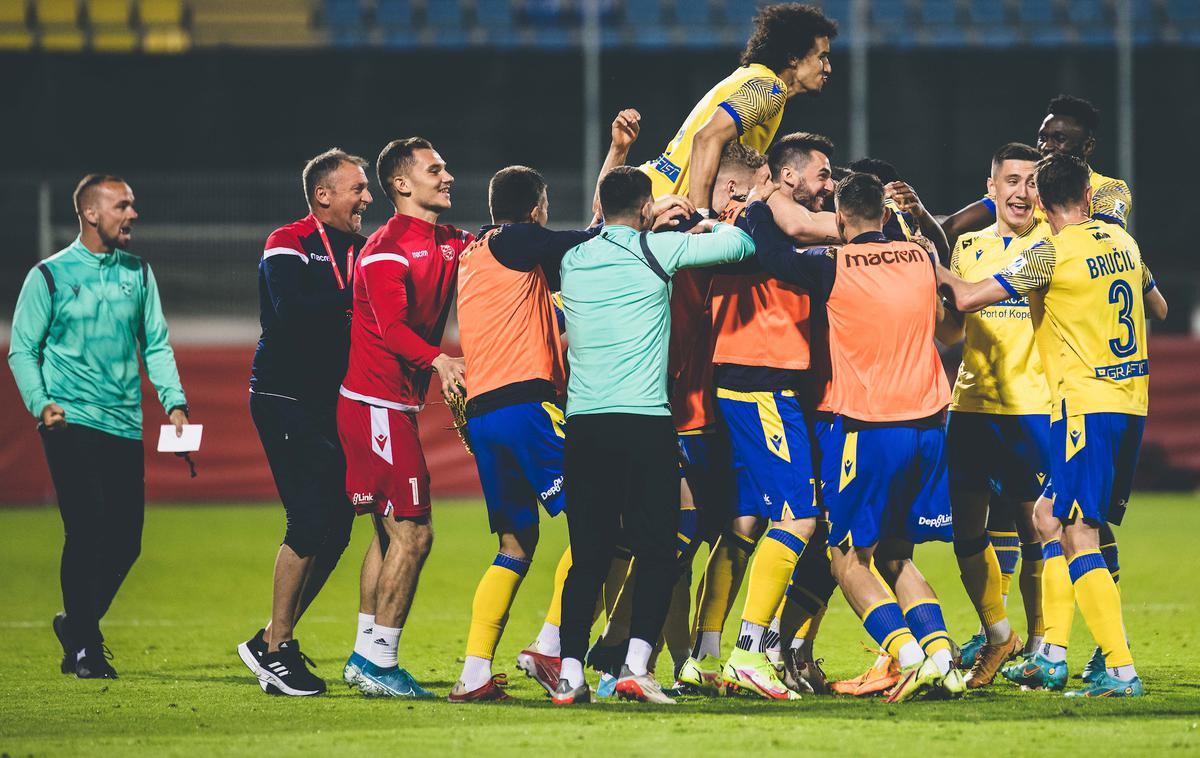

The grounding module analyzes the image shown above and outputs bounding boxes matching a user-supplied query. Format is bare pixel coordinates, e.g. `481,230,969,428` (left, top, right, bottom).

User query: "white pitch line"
0,616,344,629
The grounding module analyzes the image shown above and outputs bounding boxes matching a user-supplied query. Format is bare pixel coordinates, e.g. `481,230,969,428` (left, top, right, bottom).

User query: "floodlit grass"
2,494,1199,755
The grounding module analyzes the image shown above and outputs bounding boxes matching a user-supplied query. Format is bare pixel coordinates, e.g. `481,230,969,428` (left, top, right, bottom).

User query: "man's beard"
791,185,829,212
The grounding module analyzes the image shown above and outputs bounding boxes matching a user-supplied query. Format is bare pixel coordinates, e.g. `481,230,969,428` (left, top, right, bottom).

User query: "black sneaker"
236,628,279,693
53,613,74,674
258,639,326,696
76,645,118,679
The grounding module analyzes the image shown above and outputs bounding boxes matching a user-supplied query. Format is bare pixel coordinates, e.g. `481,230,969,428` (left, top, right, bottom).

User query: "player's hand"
746,178,779,205
886,181,928,219
687,218,718,234
40,402,66,430
651,194,695,222
432,353,467,401
611,108,641,149
168,408,188,437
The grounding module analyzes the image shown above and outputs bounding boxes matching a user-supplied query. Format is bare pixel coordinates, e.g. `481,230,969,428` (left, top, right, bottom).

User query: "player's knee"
953,532,990,557
498,530,536,562
874,557,908,584
773,515,816,542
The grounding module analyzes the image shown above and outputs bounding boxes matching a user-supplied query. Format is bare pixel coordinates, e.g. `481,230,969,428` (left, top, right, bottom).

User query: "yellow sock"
662,572,693,671
1040,540,1074,648
465,555,530,660
956,540,1007,627
695,533,755,633
741,528,807,627
1020,543,1044,638
543,546,571,627
1070,549,1133,667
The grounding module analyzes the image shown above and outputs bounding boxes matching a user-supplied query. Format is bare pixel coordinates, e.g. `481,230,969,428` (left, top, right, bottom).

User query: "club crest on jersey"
120,281,134,296
440,244,456,260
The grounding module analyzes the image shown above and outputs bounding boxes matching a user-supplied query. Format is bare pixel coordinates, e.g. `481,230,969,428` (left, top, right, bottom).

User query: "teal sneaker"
1000,652,1067,691
1080,646,1105,682
957,633,986,670
357,661,435,698
595,672,617,698
1065,670,1143,698
343,651,367,687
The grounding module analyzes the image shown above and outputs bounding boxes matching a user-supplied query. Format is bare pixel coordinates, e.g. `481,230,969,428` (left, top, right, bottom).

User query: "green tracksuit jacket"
8,237,186,440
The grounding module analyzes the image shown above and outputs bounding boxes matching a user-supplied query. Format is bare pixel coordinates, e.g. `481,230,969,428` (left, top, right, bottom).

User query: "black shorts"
250,393,349,528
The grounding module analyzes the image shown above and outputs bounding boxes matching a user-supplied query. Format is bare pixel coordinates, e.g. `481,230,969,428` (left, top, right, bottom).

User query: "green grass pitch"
2,494,1199,756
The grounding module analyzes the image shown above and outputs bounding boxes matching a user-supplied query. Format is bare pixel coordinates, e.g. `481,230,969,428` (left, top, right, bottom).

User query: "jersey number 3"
1108,278,1137,358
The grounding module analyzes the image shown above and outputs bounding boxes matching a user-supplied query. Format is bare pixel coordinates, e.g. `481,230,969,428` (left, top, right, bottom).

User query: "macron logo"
375,434,388,450
411,250,428,259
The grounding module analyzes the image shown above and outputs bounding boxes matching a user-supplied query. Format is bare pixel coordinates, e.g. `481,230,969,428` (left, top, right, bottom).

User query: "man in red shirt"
336,137,471,698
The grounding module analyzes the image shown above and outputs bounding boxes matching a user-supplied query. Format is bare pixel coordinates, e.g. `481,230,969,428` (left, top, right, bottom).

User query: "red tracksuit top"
339,212,473,412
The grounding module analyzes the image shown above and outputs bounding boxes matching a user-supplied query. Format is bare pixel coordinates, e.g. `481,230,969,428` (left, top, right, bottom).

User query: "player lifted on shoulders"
939,154,1166,697
643,2,837,240
754,173,965,702
337,138,472,699
938,143,1051,688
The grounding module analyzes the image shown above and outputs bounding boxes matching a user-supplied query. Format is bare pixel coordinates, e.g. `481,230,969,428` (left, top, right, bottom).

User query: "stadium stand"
5,0,1200,52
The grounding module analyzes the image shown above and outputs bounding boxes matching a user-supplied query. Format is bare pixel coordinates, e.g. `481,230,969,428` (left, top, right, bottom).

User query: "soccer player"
941,95,1136,676
941,95,1132,246
449,109,647,703
643,1,837,240
753,172,964,703
552,167,756,705
336,138,471,699
937,143,1051,688
235,149,372,696
937,153,1167,697
699,132,835,701
9,174,190,680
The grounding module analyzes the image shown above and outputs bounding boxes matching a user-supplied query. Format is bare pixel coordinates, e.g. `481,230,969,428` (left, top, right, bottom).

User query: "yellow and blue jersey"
995,219,1154,420
949,219,1052,415
640,63,787,198
982,168,1132,229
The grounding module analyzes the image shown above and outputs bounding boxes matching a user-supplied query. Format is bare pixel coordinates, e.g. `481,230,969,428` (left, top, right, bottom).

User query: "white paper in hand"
158,424,203,453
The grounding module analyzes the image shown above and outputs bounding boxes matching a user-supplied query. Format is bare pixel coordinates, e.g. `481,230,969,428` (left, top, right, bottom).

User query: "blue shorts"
1050,412,1145,527
717,389,818,522
828,423,953,548
946,411,1051,502
678,428,736,532
465,401,566,534
809,414,840,513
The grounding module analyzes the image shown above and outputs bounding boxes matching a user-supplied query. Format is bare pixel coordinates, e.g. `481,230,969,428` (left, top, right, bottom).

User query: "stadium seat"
966,0,1006,25
426,0,464,28
93,27,138,50
1016,0,1055,25
1027,25,1066,45
1166,0,1200,23
923,25,964,46
137,0,182,25
322,0,364,28
86,0,129,25
820,0,849,25
376,0,414,27
532,25,572,47
976,25,1017,46
0,27,35,49
142,23,188,50
35,0,79,25
871,0,907,28
1067,0,1107,25
190,0,320,47
624,0,662,26
382,26,419,45
668,0,709,25
919,0,958,27
632,23,669,46
475,0,514,28
41,26,86,49
0,1,27,24
433,26,471,45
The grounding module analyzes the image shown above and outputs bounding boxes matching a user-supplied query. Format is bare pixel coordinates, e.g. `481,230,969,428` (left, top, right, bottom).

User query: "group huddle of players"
235,3,1166,705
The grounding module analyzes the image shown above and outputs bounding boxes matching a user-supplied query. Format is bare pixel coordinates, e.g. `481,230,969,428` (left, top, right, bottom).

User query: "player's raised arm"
762,132,840,245
886,180,950,262
591,108,643,225
687,108,742,216
936,199,993,249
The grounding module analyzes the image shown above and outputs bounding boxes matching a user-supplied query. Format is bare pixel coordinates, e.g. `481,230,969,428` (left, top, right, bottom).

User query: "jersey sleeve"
1142,261,1155,294
995,238,1056,297
490,224,598,273
359,252,441,369
1091,179,1132,228
138,263,187,414
718,76,786,135
949,236,969,277
7,266,54,418
667,222,756,273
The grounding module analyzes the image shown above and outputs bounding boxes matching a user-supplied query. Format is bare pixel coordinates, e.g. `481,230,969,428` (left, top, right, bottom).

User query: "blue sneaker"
1080,646,1105,682
1065,670,1143,698
957,633,986,670
357,661,435,698
1000,651,1068,691
595,672,617,698
343,652,368,687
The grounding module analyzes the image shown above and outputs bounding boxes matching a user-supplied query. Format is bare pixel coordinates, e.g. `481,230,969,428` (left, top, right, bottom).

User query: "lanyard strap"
313,217,354,290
